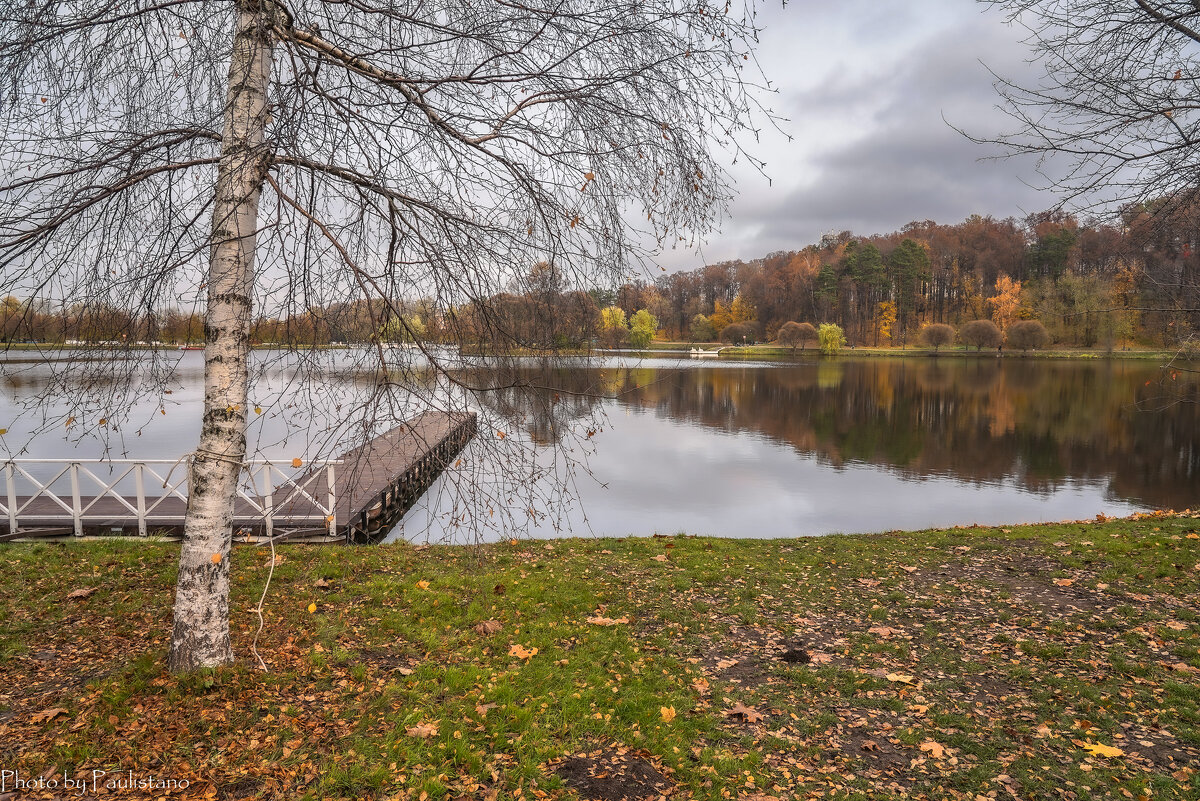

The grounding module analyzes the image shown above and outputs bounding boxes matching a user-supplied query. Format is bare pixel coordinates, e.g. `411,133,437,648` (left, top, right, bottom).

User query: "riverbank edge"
648,340,1190,360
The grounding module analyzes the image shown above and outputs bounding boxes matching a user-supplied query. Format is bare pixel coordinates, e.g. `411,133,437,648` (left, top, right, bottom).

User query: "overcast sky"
659,0,1052,271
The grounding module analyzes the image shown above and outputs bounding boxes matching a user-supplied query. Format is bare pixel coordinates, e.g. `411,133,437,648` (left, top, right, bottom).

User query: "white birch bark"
168,2,274,673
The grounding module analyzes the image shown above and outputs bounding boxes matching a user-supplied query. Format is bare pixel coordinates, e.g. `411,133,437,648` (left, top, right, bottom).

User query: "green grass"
1,515,1198,800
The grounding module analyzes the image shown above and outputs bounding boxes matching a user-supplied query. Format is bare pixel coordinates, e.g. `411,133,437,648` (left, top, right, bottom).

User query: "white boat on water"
689,347,722,358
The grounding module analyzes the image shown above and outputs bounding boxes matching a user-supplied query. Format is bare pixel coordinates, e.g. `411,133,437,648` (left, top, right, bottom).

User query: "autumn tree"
0,0,768,670
689,314,717,343
818,322,846,355
960,319,1003,352
719,321,759,344
1006,319,1051,352
920,323,955,353
777,321,817,354
628,309,659,349
988,274,1023,332
875,301,897,346
600,306,630,348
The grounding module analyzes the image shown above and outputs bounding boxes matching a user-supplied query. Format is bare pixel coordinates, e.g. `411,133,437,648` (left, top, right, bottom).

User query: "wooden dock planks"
1,410,477,543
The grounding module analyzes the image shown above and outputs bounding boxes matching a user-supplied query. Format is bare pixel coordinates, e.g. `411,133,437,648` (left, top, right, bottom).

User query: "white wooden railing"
0,457,340,539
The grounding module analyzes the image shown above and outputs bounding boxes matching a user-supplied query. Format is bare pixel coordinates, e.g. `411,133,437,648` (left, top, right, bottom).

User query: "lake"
1,351,1196,542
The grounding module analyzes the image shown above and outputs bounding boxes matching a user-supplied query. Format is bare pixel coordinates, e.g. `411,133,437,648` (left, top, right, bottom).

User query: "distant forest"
3,203,1199,349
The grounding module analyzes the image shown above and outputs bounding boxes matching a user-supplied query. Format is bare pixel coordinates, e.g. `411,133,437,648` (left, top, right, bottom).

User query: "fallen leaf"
509,644,538,659
1081,742,1124,758
66,587,96,600
1054,578,1074,586
919,740,945,759
809,652,835,664
307,602,317,613
691,677,710,694
868,626,898,638
586,616,630,626
473,620,503,636
857,578,881,587
886,672,916,684
723,702,765,723
314,578,330,589
396,667,414,676
30,707,67,724
475,703,497,716
416,580,430,590
660,706,676,722
406,722,439,739
652,554,668,562
715,658,739,670
900,565,917,573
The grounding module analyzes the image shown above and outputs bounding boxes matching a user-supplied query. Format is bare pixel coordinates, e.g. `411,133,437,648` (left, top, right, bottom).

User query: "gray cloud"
659,1,1060,270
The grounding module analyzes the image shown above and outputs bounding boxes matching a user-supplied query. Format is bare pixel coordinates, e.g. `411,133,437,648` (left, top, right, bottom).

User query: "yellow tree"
729,293,757,324
875,300,897,345
709,299,732,332
988,274,1023,332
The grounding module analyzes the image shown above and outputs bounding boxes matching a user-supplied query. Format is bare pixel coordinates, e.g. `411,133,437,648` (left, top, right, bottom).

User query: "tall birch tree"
0,0,769,670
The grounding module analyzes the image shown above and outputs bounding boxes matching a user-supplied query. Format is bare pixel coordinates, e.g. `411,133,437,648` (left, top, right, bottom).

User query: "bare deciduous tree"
981,1,1200,210
0,0,770,670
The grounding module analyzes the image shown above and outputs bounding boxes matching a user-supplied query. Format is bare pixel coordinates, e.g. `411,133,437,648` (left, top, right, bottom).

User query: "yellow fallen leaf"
660,706,676,722
691,677,710,694
919,740,945,759
307,602,317,613
406,722,439,738
1081,742,1124,758
723,702,764,723
1054,578,1074,586
509,644,538,659
886,672,916,684
416,580,430,589
586,616,630,626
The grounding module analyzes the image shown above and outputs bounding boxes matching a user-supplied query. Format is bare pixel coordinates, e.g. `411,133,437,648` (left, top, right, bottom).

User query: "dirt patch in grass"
552,746,674,801
832,729,913,789
911,548,1110,616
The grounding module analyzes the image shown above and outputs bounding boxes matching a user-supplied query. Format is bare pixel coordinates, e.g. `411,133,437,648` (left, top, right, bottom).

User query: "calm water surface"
2,352,1196,541
401,355,1199,540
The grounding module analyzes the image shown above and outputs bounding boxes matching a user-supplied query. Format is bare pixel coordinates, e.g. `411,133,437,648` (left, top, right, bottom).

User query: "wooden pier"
0,411,477,544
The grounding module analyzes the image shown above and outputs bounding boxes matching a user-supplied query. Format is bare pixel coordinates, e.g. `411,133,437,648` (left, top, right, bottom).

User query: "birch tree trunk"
168,3,274,673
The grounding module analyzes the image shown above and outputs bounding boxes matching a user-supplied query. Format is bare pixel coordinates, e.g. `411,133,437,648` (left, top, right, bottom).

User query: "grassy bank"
2,516,1199,800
